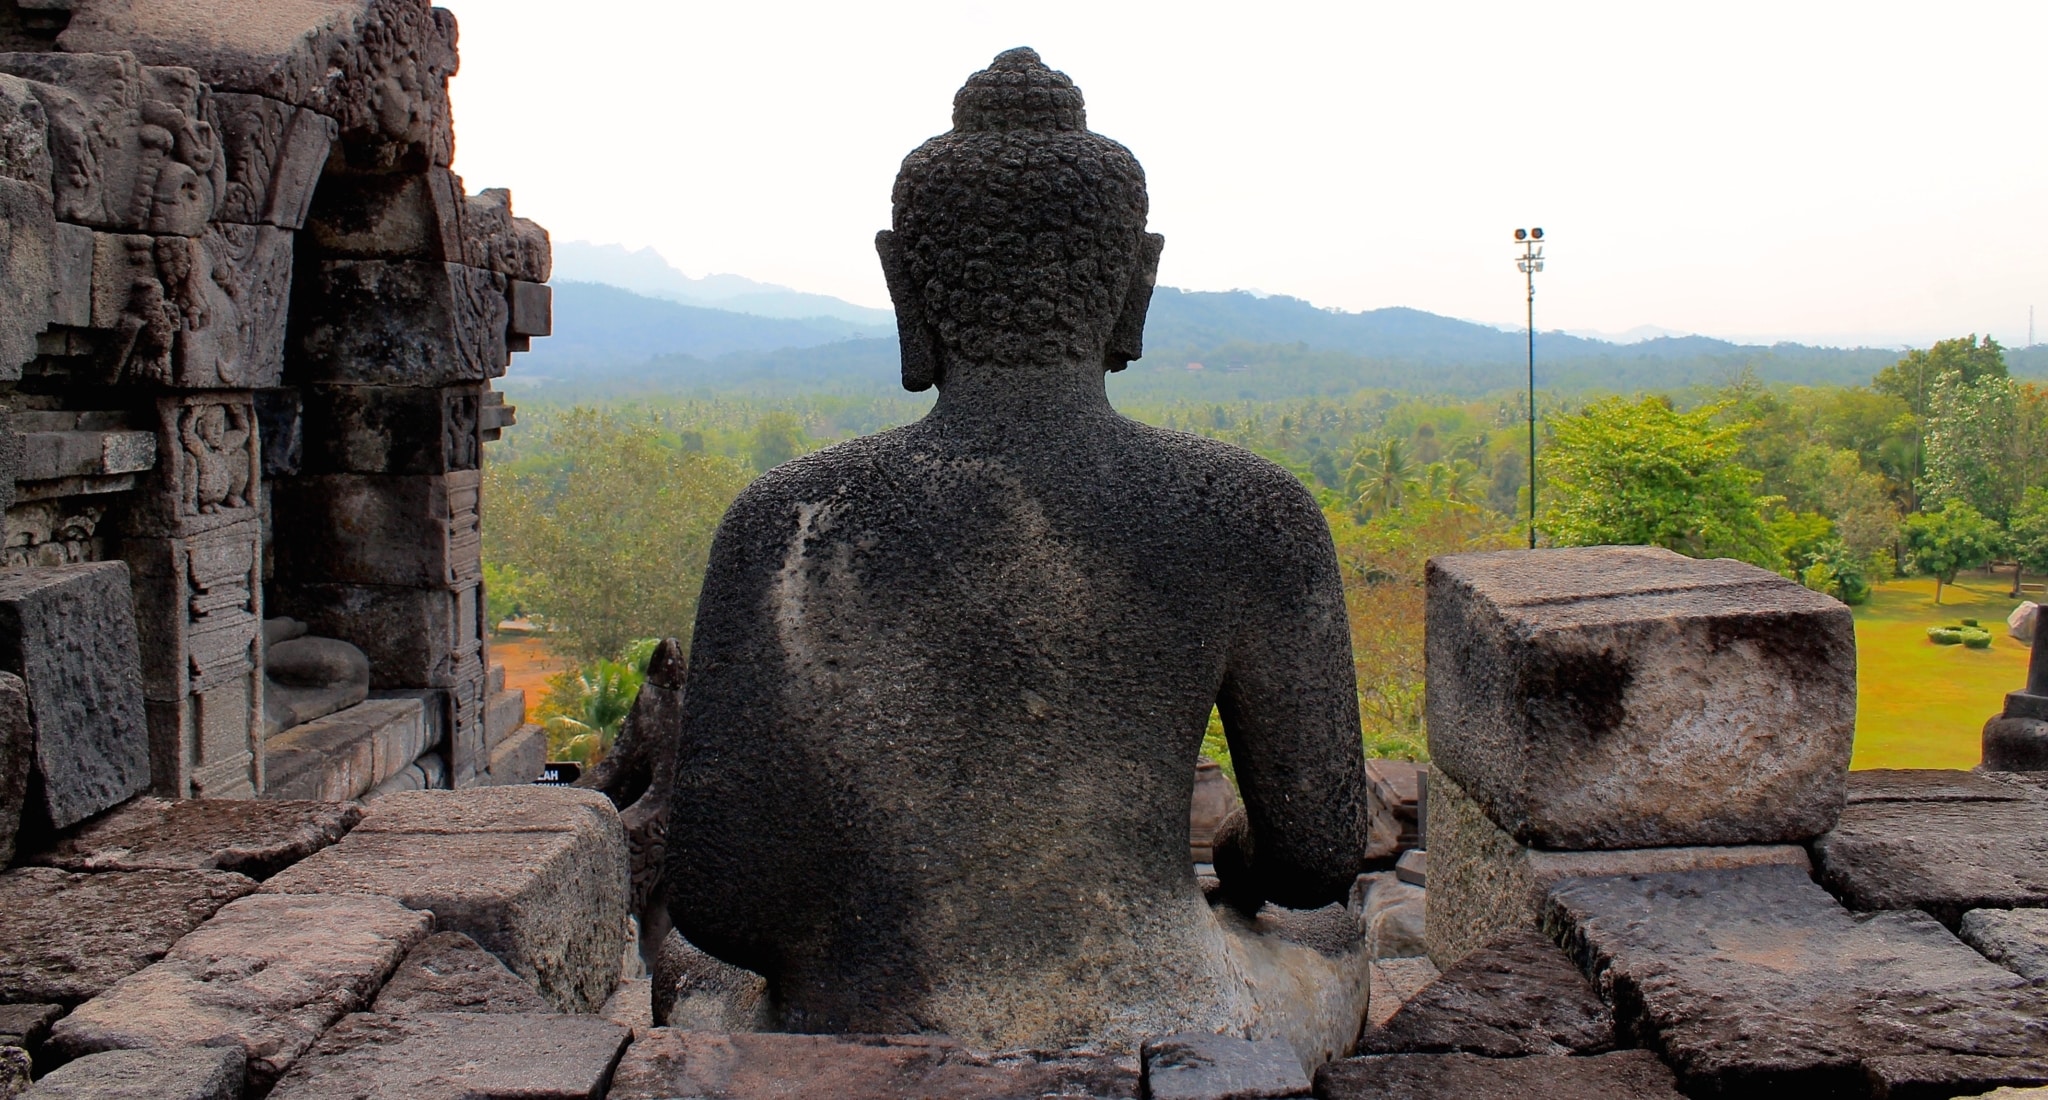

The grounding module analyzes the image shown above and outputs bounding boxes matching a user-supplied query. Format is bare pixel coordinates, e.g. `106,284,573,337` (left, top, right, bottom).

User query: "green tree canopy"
1541,396,1779,567
1875,335,2008,420
1902,500,2003,604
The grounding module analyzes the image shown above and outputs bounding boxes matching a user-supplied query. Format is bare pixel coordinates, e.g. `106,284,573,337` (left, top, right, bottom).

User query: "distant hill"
551,242,895,327
507,277,1932,399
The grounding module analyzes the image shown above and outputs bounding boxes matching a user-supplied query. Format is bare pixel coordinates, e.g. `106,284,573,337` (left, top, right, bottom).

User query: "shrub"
1963,618,1981,627
1928,627,1965,645
1962,627,1994,649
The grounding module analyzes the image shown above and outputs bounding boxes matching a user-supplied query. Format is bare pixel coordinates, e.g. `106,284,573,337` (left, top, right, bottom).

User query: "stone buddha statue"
666,47,1372,1063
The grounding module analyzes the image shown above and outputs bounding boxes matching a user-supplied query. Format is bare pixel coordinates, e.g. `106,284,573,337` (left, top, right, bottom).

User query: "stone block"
262,697,430,802
1424,770,1811,966
0,54,220,234
296,384,485,476
0,674,28,865
0,1046,23,1098
289,260,509,386
1394,849,1425,887
303,167,465,260
18,430,155,482
0,73,52,197
485,688,525,746
1365,758,1422,854
484,722,545,786
1811,794,2048,927
508,279,552,336
20,1047,244,1100
262,787,628,1013
1848,767,2031,804
370,931,548,1016
1363,957,1438,1031
27,795,360,879
0,563,149,829
1962,909,2048,982
272,471,481,587
462,189,551,282
0,867,255,1004
1424,546,1855,849
116,397,263,538
1357,871,1426,959
0,177,52,381
48,893,430,1091
1139,1033,1308,1100
1315,1051,1685,1100
1355,929,1613,1058
270,581,480,690
84,227,293,389
59,0,458,169
605,1030,1138,1100
0,1004,62,1053
1543,863,2048,1096
210,92,336,228
266,1011,628,1100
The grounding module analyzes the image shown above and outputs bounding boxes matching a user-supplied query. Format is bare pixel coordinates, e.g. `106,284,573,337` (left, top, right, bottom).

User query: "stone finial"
877,47,1162,391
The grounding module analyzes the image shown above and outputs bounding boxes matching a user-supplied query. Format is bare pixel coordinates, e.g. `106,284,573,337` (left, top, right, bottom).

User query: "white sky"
444,1,2048,348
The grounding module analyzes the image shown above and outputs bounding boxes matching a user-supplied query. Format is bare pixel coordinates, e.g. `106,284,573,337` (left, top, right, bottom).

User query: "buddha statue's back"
666,48,1371,1058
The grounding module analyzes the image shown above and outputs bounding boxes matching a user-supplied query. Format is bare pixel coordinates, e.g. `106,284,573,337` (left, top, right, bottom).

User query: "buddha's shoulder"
1121,421,1321,507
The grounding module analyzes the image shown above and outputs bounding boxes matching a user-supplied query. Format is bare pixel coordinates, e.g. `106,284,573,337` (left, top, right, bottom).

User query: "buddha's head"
877,48,1164,392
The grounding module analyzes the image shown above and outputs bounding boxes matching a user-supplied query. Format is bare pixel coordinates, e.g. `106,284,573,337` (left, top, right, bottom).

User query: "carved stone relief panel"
290,260,508,386
119,394,260,538
4,499,104,567
86,225,291,388
209,92,335,229
0,72,53,197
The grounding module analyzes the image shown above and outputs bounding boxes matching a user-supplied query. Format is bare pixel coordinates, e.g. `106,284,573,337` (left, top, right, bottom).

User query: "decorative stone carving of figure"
665,49,1372,1063
181,402,250,513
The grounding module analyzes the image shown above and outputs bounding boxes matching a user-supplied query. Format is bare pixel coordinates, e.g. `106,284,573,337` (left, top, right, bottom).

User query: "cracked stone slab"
1543,863,2048,1096
1962,909,2048,982
48,893,429,1092
0,867,255,1004
1812,796,2048,927
1139,1032,1308,1099
605,1029,1138,1099
1355,929,1613,1058
265,1012,629,1100
370,931,547,1016
27,797,361,879
1315,1051,1685,1100
19,1046,244,1100
0,1004,60,1051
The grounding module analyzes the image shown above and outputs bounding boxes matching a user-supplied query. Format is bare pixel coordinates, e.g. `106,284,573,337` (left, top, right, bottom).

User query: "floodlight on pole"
1515,228,1546,549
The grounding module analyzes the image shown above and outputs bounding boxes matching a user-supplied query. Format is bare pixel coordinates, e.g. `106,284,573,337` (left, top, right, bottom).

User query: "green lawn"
1851,574,2032,770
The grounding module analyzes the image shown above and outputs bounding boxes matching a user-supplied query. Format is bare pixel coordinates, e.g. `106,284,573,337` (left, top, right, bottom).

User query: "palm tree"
1350,439,1419,517
1424,460,1481,505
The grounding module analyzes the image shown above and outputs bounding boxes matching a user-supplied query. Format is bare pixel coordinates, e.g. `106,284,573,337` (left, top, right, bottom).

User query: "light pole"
1515,227,1545,549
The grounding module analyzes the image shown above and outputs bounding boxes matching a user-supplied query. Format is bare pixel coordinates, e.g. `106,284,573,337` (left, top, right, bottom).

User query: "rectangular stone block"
370,931,548,1015
29,795,360,879
483,722,545,787
0,562,150,829
1543,863,2048,1096
485,688,526,746
22,1046,245,1100
0,867,256,1004
1140,1033,1308,1100
270,582,479,690
262,697,430,802
1962,908,2048,982
210,92,337,228
0,176,53,380
1424,770,1810,967
296,384,484,475
261,787,628,1014
271,471,481,588
1366,759,1422,853
1812,793,2048,927
85,226,294,389
462,188,551,282
606,1030,1138,1100
266,1011,628,1099
116,396,263,538
1425,546,1855,850
0,673,27,866
48,893,431,1092
1316,1051,1684,1100
508,278,552,336
289,260,509,387
48,219,93,329
303,167,466,261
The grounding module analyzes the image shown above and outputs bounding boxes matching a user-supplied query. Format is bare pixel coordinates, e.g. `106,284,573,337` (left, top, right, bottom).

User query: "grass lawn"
1852,573,2033,769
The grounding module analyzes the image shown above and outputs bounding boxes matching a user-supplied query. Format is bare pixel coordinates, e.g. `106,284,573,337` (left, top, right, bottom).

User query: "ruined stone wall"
0,0,548,809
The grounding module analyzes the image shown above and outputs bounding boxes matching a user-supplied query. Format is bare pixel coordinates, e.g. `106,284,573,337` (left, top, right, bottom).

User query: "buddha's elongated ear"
1104,232,1164,373
877,230,940,392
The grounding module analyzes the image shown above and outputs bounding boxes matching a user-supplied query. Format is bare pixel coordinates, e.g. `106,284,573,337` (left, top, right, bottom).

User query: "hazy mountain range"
519,242,2035,398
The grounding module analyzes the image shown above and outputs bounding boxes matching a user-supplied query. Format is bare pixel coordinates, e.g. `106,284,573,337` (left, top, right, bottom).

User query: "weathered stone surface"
1543,864,2048,1096
1190,758,1236,864
1394,849,1424,887
269,580,478,690
27,795,360,878
606,1029,1138,1100
1355,929,1613,1057
303,166,464,260
59,0,457,168
289,259,509,386
1425,769,1811,965
0,53,220,234
578,637,685,948
1986,717,2048,771
263,787,628,1014
210,92,336,228
1425,545,1855,850
1357,871,1426,959
668,50,1367,1059
1315,1051,1686,1100
0,867,256,1004
296,383,486,476
508,278,552,337
48,893,430,1090
1365,759,1422,855
267,1011,628,1100
0,1045,24,1099
1812,794,2048,926
0,673,29,865
1963,908,2048,981
21,1046,244,1100
77,223,294,388
1364,958,1438,1031
0,563,149,829
0,72,52,196
371,931,548,1015
461,188,550,281
262,696,430,801
1848,767,2030,804
1141,1033,1308,1100
652,930,770,1032
0,176,51,381
2016,602,2042,644
0,1004,62,1051
272,471,480,587
482,720,544,786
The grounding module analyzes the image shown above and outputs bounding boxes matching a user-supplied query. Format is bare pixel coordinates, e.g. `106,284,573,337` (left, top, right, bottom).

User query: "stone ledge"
262,697,430,802
606,1030,1138,1100
27,796,360,878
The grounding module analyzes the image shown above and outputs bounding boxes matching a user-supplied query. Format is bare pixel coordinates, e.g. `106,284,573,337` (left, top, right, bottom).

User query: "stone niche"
0,0,553,806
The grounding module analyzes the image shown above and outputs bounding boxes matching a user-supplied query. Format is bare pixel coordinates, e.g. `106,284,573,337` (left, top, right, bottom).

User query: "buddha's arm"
1210,495,1371,912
